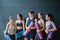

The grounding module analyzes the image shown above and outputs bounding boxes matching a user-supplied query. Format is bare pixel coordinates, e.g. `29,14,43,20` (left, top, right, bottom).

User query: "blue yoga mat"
3,30,12,40
6,34,12,40
15,31,23,38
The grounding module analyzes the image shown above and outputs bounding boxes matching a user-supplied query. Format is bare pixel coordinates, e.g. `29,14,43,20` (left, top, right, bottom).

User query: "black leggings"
16,29,23,40
17,36,23,40
9,34,15,40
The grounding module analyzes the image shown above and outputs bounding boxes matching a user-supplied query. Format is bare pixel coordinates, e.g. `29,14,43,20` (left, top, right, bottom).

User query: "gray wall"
0,0,60,40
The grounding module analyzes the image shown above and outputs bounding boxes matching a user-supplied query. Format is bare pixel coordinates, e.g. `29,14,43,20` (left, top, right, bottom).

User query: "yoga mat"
15,30,23,38
23,22,34,36
3,30,12,40
35,23,43,39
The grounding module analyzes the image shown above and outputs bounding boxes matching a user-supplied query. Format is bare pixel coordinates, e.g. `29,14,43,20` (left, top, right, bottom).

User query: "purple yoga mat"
47,24,54,39
23,22,34,36
35,23,43,39
48,32,54,39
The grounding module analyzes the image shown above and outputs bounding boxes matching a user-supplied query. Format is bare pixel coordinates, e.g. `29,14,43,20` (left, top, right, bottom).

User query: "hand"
35,19,38,23
37,30,40,32
4,32,7,37
3,30,6,37
45,30,48,34
26,27,30,30
4,34,6,37
26,27,31,32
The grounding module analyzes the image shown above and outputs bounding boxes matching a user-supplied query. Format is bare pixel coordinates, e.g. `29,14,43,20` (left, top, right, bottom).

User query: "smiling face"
10,18,14,22
17,15,22,20
38,13,43,19
9,17,14,23
28,11,34,18
46,14,50,21
28,12,33,18
28,12,32,17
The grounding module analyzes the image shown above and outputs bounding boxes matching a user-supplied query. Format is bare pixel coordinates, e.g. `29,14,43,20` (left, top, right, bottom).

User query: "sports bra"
15,20,23,26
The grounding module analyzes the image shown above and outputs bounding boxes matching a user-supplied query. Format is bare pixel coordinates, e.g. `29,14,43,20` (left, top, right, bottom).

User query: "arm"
25,18,30,30
15,20,17,28
30,19,36,30
5,23,9,35
26,18,35,30
22,20,25,31
27,22,34,29
30,26,36,30
49,23,57,32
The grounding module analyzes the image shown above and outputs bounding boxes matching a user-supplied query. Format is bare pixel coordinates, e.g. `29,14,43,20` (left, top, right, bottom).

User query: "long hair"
17,14,23,20
38,12,44,20
46,13,54,22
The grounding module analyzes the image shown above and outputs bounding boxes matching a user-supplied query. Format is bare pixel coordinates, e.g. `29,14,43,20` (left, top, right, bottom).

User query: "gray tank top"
8,25,16,35
46,21,54,30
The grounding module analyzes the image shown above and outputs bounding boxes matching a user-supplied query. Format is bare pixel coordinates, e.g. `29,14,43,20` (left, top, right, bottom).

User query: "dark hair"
29,10,34,15
18,14,23,20
46,13,54,22
39,12,43,18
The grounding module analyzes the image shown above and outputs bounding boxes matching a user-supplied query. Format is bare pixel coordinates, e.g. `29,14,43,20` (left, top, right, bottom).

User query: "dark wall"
0,0,60,40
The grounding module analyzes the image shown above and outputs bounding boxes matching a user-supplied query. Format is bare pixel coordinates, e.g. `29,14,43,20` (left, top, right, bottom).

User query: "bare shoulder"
42,19,44,22
22,20,24,23
7,22,10,25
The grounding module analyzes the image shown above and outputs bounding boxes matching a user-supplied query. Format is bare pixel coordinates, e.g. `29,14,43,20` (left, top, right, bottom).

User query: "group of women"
4,10,57,40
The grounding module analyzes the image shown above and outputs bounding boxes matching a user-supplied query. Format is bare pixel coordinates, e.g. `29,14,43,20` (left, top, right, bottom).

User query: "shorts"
25,29,36,39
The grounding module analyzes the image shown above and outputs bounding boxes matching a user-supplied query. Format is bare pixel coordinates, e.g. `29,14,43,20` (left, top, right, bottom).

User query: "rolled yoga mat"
35,23,43,39
3,30,12,40
15,30,23,38
6,34,12,40
48,32,54,39
23,22,34,36
47,25,54,39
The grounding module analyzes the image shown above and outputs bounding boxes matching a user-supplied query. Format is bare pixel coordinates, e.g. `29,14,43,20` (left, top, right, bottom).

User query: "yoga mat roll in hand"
3,30,12,40
23,22,34,36
35,23,43,39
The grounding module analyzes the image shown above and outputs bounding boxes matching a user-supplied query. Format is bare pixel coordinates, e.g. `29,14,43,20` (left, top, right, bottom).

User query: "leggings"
16,29,23,40
8,34,15,40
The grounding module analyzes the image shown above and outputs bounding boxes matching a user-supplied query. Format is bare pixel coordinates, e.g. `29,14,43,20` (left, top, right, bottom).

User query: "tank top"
46,21,54,30
27,17,35,27
15,20,23,27
38,19,43,28
8,24,16,35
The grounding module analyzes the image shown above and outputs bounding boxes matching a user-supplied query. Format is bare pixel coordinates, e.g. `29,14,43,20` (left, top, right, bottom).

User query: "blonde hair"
9,16,14,19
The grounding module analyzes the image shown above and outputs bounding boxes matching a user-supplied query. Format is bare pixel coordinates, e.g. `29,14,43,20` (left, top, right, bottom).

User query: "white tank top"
38,19,43,27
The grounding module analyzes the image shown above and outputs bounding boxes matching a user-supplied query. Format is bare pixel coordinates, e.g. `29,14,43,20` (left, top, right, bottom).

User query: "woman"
45,13,57,40
35,12,45,40
5,16,16,40
15,14,24,40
